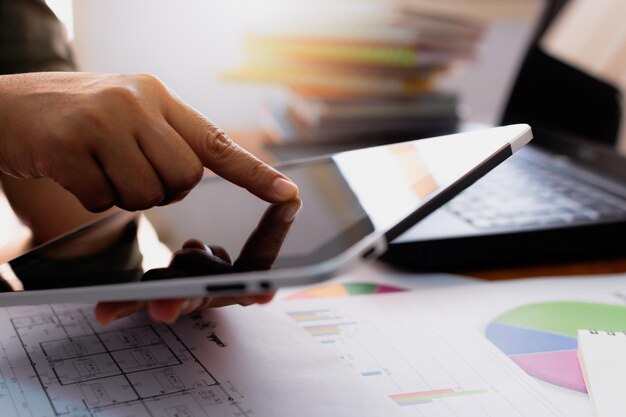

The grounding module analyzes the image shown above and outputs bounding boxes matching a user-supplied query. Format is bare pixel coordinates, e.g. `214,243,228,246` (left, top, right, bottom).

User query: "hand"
0,72,298,212
94,198,302,325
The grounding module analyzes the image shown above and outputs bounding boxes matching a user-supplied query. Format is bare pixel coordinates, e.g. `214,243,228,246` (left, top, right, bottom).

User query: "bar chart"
284,293,564,416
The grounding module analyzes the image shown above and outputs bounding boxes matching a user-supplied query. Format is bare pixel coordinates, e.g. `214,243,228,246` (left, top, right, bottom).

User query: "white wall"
441,16,542,125
72,0,544,130
73,0,281,129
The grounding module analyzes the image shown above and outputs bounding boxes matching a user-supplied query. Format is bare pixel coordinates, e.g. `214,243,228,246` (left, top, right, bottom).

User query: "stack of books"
224,0,487,145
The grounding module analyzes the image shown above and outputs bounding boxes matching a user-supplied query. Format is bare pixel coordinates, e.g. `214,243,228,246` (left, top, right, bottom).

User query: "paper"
0,266,565,417
0,303,398,417
279,261,482,299
578,330,626,417
275,289,564,416
410,273,626,417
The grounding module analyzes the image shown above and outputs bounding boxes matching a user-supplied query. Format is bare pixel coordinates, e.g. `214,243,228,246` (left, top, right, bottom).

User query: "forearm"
0,0,83,242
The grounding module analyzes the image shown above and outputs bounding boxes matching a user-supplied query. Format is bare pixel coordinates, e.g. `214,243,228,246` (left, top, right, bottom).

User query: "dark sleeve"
8,219,145,292
0,0,77,74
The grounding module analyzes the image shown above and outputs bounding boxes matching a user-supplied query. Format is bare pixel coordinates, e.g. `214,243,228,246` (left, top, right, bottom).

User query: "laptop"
381,0,626,271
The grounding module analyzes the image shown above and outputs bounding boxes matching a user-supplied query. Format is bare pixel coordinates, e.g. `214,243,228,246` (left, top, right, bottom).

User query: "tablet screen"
2,128,520,292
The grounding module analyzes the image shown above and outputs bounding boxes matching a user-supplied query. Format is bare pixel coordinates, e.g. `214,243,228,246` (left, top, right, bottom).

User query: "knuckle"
78,189,115,213
181,160,204,188
164,161,203,199
202,127,237,160
176,171,203,197
133,73,168,97
85,198,115,213
48,163,116,213
247,159,267,179
134,73,163,88
90,78,143,113
84,188,116,212
125,187,164,211
144,187,166,207
75,105,108,134
103,85,142,107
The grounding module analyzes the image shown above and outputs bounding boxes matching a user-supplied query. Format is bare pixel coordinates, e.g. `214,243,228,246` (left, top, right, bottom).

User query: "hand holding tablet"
0,124,533,311
93,199,303,324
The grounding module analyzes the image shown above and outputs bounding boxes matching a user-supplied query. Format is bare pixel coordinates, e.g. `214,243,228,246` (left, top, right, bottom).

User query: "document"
277,290,565,417
279,261,482,298
0,272,565,417
413,273,626,417
578,329,626,417
0,303,397,417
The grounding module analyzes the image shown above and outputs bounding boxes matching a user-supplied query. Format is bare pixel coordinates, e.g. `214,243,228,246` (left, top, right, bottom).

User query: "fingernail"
110,304,141,322
280,200,302,222
239,297,255,307
182,239,205,250
179,300,191,315
272,177,298,200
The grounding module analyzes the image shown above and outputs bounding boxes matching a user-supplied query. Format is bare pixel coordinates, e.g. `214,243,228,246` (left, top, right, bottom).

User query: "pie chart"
486,301,626,392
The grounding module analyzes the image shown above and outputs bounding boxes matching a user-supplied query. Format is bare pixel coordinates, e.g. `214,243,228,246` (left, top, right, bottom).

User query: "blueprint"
0,303,394,417
0,265,587,417
0,304,246,417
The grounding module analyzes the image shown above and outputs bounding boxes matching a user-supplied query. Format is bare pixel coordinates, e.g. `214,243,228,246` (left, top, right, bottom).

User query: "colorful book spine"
244,38,421,68
222,67,432,94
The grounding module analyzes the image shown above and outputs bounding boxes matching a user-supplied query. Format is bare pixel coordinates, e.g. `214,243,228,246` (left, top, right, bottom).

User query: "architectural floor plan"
0,304,250,417
0,283,582,417
0,300,399,417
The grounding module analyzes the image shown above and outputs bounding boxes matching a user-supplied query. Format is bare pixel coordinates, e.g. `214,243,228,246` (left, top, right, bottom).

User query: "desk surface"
460,258,626,280
230,128,626,282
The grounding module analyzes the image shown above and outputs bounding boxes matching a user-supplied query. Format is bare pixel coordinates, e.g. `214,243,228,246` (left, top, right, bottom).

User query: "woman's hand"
0,72,298,212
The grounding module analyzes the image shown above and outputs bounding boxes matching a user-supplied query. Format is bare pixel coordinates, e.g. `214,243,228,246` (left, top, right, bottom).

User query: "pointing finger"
165,97,298,203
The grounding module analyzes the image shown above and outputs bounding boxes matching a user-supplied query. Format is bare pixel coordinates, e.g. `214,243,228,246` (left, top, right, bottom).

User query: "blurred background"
4,0,626,272
0,0,545,258
46,0,545,132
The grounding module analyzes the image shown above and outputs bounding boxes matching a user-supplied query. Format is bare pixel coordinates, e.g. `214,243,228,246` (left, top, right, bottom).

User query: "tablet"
0,124,532,305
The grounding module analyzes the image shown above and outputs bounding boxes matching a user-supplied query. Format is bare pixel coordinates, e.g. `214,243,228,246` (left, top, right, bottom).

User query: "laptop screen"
500,0,625,180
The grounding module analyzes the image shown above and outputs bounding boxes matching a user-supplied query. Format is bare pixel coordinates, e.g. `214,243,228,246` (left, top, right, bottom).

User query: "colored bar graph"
287,284,351,300
389,388,488,406
305,327,341,336
287,309,337,322
303,322,357,337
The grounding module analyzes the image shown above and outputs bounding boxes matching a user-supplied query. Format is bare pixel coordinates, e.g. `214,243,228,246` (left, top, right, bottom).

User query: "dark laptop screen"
499,0,625,180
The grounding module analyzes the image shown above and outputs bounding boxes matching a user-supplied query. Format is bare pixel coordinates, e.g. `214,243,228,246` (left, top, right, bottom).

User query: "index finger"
164,96,298,203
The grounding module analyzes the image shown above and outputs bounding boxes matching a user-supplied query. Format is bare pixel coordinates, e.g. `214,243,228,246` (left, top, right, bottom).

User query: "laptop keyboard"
447,157,626,230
